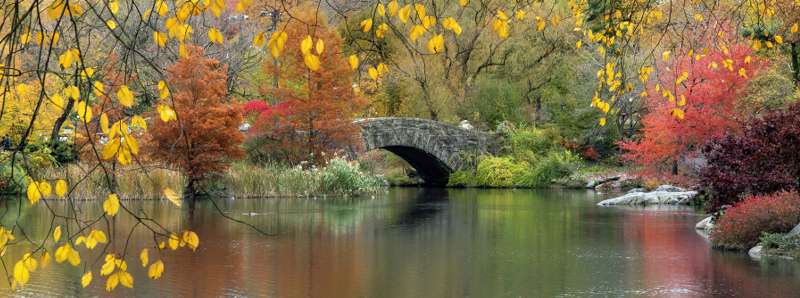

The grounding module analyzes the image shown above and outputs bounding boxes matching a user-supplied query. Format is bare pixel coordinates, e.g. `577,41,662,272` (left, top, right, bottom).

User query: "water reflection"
3,188,800,297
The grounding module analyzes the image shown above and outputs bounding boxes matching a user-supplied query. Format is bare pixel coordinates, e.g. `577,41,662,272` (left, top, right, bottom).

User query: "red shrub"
581,146,600,161
700,103,800,211
711,191,800,249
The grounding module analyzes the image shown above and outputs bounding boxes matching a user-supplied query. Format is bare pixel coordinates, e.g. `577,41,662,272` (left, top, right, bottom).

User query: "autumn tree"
149,46,244,201
620,43,766,178
245,8,365,165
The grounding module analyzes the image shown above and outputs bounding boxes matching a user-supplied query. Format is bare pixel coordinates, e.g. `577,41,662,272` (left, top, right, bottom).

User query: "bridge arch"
355,117,500,186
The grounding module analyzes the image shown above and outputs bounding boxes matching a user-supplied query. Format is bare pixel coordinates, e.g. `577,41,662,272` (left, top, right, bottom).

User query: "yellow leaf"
414,3,426,18
27,180,41,205
599,117,606,126
93,81,106,98
164,188,182,206
153,31,167,48
13,259,30,286
774,35,783,44
360,19,373,32
368,67,379,81
409,25,425,42
40,252,51,269
387,0,398,16
376,3,385,16
459,0,468,7
55,179,68,198
300,35,313,55
117,85,134,107
267,31,288,58
140,249,149,267
158,104,177,122
427,34,444,54
64,85,80,100
81,271,92,287
662,50,670,61
106,271,119,291
183,231,200,251
109,0,119,13
103,193,120,217
671,108,685,120
576,40,582,49
102,137,120,160
348,55,359,70
100,113,110,135
315,39,324,55
76,101,92,123
678,94,686,106
398,5,411,23
792,23,799,34
208,27,224,44
148,260,164,279
38,181,52,197
179,43,189,58
515,10,525,21
252,32,266,47
168,233,180,250
106,19,117,30
738,67,747,78
58,49,76,69
303,54,321,71
119,271,133,288
54,225,62,242
55,244,80,266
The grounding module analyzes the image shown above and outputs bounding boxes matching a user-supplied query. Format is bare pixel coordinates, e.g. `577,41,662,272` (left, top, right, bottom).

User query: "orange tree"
246,7,365,165
148,46,245,202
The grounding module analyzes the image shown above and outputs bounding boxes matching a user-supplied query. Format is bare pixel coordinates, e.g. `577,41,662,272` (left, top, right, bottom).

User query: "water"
3,188,800,297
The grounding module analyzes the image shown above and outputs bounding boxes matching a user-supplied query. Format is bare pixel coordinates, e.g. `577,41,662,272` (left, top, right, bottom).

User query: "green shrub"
473,156,529,187
760,232,800,251
520,150,581,187
0,158,27,194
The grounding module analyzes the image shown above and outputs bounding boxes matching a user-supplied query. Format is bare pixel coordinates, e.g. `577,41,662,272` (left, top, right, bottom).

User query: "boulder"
748,245,763,260
695,216,715,231
787,223,800,238
597,186,697,206
654,184,686,192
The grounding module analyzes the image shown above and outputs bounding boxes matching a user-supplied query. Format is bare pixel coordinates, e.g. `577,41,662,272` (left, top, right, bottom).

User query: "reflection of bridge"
355,117,501,186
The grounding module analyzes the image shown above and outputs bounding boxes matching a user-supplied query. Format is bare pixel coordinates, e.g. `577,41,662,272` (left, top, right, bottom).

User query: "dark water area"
3,188,800,297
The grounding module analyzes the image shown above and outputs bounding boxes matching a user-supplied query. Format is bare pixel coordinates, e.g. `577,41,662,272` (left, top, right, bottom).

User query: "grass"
30,157,386,200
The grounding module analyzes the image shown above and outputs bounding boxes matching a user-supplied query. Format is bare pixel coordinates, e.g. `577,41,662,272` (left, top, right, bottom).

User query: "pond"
3,188,800,297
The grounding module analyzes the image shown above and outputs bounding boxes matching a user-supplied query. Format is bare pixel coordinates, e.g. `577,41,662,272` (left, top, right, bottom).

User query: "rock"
585,175,622,189
748,245,763,260
787,223,800,238
654,184,686,192
627,188,646,194
695,216,715,234
597,189,698,206
459,120,474,130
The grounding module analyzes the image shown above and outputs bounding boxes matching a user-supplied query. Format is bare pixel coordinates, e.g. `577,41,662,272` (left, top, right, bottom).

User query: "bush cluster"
448,150,580,188
711,191,800,250
700,103,800,211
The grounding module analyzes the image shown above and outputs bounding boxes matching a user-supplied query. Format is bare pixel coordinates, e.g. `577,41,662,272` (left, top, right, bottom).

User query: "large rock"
597,186,697,206
787,223,800,238
749,245,763,260
695,216,715,232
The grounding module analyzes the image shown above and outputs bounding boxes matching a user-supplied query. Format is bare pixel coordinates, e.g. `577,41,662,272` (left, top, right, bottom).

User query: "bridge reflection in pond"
3,188,800,297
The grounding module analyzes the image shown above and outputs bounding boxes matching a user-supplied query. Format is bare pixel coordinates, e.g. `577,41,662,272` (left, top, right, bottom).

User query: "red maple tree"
149,46,245,199
245,9,365,164
620,43,766,178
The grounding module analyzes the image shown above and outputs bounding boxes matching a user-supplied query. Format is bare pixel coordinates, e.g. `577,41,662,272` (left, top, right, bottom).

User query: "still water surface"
4,188,800,297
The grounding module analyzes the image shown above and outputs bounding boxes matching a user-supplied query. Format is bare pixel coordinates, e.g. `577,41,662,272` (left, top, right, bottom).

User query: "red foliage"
620,44,766,178
581,146,600,161
247,10,365,164
700,103,800,211
149,46,245,194
711,191,800,249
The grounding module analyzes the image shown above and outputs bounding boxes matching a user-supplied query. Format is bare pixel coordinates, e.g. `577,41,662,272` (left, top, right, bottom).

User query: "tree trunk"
48,98,75,147
791,42,800,87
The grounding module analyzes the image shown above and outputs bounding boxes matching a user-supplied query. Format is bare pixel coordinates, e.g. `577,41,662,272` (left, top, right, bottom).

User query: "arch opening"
379,146,452,186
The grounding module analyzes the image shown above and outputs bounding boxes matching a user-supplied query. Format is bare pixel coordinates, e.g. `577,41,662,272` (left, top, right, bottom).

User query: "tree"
619,43,765,178
701,103,800,211
149,46,244,202
245,7,365,165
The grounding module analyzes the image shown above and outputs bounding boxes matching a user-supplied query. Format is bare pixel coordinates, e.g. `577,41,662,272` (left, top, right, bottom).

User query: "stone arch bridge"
355,117,501,186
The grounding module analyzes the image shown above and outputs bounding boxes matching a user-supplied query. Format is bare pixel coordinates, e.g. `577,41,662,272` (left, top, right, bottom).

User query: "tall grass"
225,158,387,197
38,164,184,200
